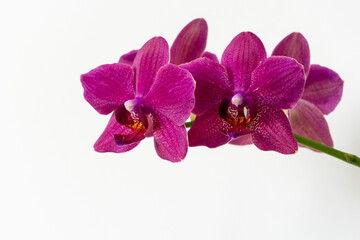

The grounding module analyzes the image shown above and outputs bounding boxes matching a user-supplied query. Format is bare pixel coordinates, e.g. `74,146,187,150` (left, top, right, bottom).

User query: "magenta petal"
290,99,333,147
272,32,310,77
119,49,138,66
221,32,267,91
202,51,219,63
229,135,253,145
302,64,344,115
248,56,305,109
144,64,195,126
153,114,188,162
251,103,298,154
81,63,135,114
133,37,169,97
181,58,232,116
188,104,232,148
94,114,140,153
170,18,208,65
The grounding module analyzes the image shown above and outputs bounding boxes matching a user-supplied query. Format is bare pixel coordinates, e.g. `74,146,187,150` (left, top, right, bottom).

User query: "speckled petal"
153,113,188,162
144,64,195,126
229,135,253,145
94,114,140,153
272,32,310,77
221,32,267,91
302,64,344,115
181,57,232,116
133,37,169,97
289,99,333,147
188,104,232,148
119,49,138,66
80,63,135,114
251,103,298,154
170,18,207,65
248,56,305,109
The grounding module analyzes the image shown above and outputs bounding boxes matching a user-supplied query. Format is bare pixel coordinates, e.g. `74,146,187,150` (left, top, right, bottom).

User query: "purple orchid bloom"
272,33,343,148
181,32,306,154
80,37,195,162
119,18,218,66
232,33,344,148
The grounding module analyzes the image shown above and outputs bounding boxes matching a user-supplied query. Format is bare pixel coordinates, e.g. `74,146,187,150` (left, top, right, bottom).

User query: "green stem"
294,134,360,168
185,121,360,168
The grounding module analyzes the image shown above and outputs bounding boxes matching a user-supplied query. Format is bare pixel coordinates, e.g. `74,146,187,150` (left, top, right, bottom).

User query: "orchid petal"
289,99,333,147
302,64,344,115
119,49,138,66
221,32,267,91
251,103,298,154
170,18,207,65
80,63,135,114
188,104,232,148
202,51,219,63
181,57,232,115
153,114,188,162
94,114,140,153
229,135,253,145
144,64,195,126
248,56,305,109
272,32,310,77
133,37,169,97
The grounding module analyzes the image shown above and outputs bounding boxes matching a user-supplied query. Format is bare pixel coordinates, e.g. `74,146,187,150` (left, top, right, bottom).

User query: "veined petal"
170,18,208,65
248,56,305,109
144,64,195,126
181,57,232,116
94,114,140,153
229,135,252,145
81,63,135,114
251,103,298,154
289,99,333,147
153,113,188,162
188,104,232,148
302,64,344,115
202,51,219,63
119,49,138,66
272,32,310,77
133,37,169,97
221,32,267,91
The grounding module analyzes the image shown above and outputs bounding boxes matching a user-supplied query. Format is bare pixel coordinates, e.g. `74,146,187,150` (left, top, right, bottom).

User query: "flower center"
219,94,253,138
113,99,148,146
116,100,147,133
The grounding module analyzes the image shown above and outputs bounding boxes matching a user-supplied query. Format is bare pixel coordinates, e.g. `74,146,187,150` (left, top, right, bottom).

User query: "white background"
1,0,360,239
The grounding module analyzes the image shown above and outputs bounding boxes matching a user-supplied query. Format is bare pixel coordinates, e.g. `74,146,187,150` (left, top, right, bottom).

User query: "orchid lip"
219,98,252,139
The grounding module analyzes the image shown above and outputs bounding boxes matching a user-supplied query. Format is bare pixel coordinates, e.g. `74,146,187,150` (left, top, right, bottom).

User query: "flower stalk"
185,121,360,168
294,134,360,168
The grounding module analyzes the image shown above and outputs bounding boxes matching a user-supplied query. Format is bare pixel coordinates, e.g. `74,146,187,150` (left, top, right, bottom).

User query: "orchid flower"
80,37,195,162
181,32,306,154
119,18,218,66
231,33,344,148
271,32,344,148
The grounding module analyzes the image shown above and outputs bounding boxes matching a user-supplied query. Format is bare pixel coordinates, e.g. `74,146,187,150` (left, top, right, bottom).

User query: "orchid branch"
185,121,360,168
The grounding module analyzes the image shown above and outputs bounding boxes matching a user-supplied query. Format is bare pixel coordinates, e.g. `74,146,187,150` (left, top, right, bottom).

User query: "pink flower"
81,37,195,162
181,32,306,154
